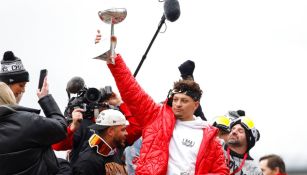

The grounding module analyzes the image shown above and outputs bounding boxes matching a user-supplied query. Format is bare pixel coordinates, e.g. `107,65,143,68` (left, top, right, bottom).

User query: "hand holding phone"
38,69,48,90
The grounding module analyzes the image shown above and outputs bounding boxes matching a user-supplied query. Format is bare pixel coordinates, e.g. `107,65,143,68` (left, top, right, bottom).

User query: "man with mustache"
225,116,262,175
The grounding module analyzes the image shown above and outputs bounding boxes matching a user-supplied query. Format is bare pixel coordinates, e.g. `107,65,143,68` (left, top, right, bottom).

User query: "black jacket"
69,119,93,165
0,95,67,175
72,145,127,175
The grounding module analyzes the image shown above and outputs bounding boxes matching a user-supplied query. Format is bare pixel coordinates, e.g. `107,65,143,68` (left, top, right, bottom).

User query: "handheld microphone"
164,0,181,22
66,76,85,94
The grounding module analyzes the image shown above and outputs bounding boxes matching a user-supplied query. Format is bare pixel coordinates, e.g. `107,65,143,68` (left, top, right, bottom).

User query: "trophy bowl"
98,8,127,24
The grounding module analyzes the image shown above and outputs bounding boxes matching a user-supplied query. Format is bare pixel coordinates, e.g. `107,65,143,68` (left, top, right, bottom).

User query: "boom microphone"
164,0,181,22
66,76,85,94
133,0,180,77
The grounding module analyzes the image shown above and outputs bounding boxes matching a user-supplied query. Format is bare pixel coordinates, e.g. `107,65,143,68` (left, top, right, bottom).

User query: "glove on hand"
178,60,195,80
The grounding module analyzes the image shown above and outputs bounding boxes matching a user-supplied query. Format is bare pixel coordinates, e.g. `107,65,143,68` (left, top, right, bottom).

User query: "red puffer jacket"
108,54,229,175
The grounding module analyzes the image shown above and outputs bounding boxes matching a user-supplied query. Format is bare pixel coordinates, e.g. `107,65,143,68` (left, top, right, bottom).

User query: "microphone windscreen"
66,76,85,94
164,0,181,22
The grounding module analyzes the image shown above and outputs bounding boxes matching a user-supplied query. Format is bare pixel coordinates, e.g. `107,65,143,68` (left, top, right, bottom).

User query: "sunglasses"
88,134,114,157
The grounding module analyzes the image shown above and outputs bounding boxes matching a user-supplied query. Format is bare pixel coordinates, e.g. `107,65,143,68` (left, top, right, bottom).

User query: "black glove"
228,109,245,119
178,60,195,80
237,110,245,116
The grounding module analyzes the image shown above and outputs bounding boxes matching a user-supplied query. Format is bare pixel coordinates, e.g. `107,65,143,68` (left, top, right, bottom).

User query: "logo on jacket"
182,138,195,147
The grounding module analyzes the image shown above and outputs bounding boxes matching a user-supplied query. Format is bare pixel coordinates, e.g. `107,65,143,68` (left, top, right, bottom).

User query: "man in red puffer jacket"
98,55,228,175
95,33,228,175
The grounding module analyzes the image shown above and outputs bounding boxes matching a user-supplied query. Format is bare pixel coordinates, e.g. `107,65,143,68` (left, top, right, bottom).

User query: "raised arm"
31,76,67,145
106,54,161,128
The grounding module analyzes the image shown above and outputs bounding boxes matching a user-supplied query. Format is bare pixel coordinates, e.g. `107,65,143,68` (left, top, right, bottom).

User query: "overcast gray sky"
1,0,307,169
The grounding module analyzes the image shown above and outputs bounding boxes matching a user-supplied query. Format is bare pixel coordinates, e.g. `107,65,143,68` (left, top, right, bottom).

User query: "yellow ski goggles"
230,116,260,144
212,115,231,132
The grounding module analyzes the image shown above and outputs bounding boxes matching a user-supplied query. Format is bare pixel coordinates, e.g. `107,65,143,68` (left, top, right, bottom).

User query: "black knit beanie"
0,51,29,84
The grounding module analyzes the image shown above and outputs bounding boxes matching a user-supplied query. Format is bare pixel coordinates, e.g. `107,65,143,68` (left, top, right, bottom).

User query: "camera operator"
52,83,140,165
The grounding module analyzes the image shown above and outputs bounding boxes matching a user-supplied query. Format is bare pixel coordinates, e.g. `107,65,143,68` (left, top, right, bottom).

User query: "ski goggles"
88,134,115,157
239,117,255,130
213,115,231,132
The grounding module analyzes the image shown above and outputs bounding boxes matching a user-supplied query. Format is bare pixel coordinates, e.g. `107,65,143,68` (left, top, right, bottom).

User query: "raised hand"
107,92,123,107
95,30,102,44
37,76,49,99
94,29,117,64
70,108,85,132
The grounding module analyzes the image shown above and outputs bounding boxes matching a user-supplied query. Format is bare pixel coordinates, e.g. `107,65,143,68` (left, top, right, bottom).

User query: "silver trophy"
95,8,127,64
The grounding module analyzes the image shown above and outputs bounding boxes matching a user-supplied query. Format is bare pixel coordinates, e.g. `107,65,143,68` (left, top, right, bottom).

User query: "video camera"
64,76,113,121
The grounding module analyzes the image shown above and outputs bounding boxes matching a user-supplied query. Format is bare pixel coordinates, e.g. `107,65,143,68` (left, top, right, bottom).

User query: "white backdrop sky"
1,0,307,169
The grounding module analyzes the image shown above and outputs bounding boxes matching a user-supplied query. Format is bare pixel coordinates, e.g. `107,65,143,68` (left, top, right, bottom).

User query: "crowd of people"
0,38,289,174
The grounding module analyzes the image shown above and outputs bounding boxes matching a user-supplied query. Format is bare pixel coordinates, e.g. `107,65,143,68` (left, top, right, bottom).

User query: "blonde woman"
0,51,30,103
0,82,16,105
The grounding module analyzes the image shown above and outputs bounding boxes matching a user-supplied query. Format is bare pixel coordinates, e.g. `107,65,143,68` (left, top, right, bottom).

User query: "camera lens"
85,88,101,103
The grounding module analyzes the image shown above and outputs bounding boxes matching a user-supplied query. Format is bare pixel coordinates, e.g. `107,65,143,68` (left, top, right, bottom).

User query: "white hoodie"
167,116,209,175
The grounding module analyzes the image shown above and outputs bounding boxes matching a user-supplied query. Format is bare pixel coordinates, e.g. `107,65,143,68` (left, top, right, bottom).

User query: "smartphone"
38,69,48,90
